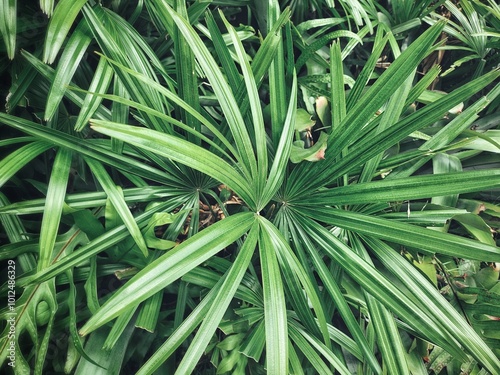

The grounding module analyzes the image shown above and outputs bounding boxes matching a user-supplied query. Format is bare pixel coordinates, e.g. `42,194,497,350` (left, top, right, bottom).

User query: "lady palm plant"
1,1,500,374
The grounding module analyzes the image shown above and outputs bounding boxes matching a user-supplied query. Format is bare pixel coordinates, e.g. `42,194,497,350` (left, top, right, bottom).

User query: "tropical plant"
1,1,499,374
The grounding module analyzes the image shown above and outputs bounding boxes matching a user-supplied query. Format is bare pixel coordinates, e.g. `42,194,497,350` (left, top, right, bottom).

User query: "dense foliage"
1,0,500,374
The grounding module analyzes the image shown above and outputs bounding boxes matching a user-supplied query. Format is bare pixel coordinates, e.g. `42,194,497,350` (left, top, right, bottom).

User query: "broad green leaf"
451,213,496,246
290,131,328,163
43,0,87,64
89,120,257,208
143,212,177,250
38,148,72,270
79,212,255,335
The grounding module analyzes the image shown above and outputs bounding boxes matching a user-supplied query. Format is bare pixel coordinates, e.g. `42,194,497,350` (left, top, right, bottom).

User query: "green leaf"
300,207,500,262
137,278,226,375
45,18,92,121
258,218,288,374
166,3,258,182
304,170,500,206
290,131,328,163
38,148,73,270
89,120,257,209
79,212,255,336
0,0,16,59
222,12,268,196
143,212,177,250
74,56,114,131
0,141,52,188
16,200,182,289
364,236,500,374
451,213,496,246
262,72,297,206
174,221,259,374
85,157,148,256
43,0,88,64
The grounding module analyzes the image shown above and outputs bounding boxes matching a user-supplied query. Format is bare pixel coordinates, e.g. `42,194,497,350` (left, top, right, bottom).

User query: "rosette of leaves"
1,1,500,374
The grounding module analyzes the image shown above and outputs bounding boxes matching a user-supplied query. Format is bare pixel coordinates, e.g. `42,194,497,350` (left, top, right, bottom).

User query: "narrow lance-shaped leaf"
300,206,500,262
174,221,259,374
45,17,93,121
349,234,410,375
90,120,257,209
0,112,180,185
364,236,500,374
291,221,382,374
43,0,88,63
262,72,297,206
15,200,184,289
258,217,289,374
304,169,500,206
137,277,227,375
267,0,288,147
299,217,469,361
222,12,268,198
79,212,255,336
38,148,72,270
172,0,201,144
166,2,258,183
0,141,52,188
74,56,114,131
0,0,16,59
84,156,149,257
